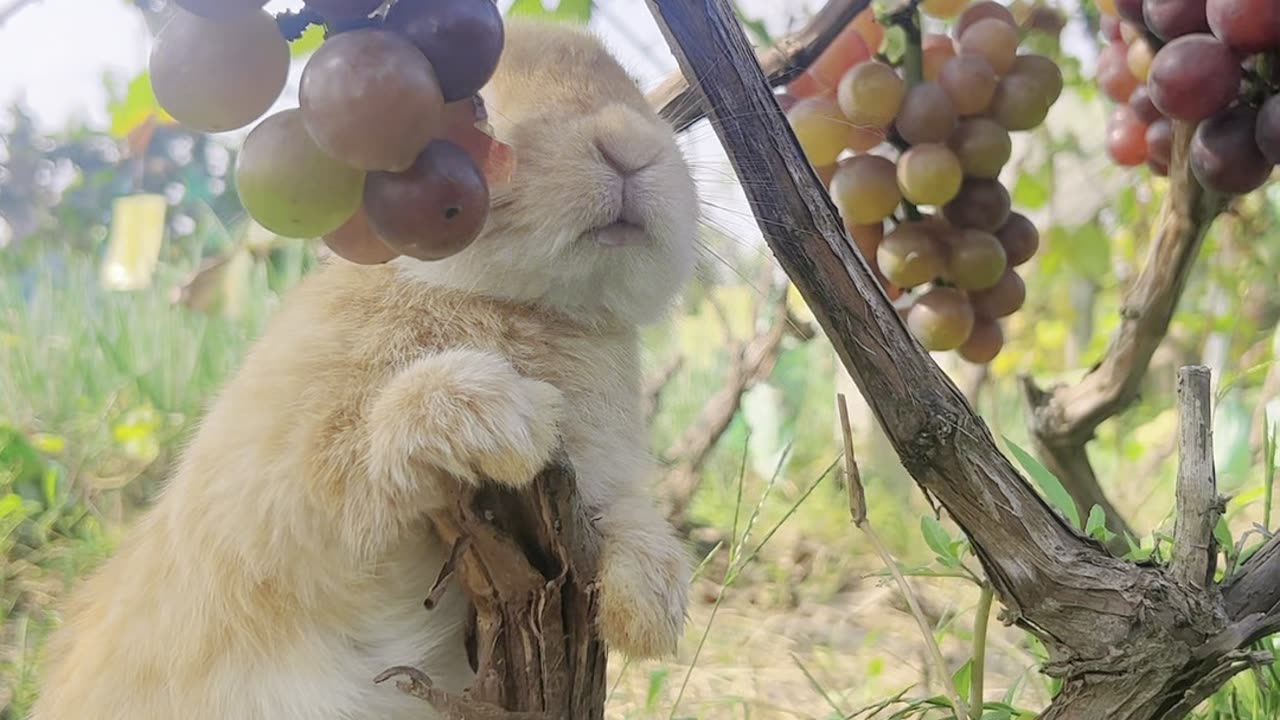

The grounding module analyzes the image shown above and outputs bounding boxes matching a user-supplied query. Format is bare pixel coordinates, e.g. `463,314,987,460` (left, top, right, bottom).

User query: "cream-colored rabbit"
33,19,697,720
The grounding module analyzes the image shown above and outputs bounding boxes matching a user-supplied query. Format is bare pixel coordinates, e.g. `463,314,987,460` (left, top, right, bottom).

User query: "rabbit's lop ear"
395,19,700,328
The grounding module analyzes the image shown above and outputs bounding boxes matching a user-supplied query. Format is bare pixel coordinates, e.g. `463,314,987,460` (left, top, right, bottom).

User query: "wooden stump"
378,461,606,720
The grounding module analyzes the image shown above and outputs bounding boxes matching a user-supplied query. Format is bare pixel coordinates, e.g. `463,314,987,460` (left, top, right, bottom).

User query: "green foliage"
1085,504,1114,544
0,424,110,716
0,103,243,265
507,0,593,22
107,72,171,137
1003,437,1081,530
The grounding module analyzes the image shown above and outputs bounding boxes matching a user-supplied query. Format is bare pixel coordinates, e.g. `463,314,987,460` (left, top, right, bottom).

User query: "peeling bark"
387,462,606,719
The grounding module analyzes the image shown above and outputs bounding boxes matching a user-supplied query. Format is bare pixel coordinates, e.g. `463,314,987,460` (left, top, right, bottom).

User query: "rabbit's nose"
593,105,664,176
596,137,657,176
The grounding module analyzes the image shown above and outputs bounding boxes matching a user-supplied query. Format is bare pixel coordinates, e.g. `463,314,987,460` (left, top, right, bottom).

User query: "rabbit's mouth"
588,220,648,247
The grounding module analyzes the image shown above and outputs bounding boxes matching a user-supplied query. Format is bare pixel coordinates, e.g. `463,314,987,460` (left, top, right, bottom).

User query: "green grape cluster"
783,1,1061,363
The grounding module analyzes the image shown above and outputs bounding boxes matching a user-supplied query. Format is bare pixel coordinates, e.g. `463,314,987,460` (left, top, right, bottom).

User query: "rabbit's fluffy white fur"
33,19,697,720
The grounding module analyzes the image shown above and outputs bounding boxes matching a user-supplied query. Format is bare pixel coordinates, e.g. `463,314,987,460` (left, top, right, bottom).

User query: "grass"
4,245,1280,719
0,244,304,717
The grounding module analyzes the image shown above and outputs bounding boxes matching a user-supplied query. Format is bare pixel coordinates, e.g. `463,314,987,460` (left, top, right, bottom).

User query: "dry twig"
643,355,685,423
661,285,813,526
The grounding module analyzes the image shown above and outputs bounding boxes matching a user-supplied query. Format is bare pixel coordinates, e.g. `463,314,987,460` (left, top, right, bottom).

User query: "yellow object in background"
101,194,167,292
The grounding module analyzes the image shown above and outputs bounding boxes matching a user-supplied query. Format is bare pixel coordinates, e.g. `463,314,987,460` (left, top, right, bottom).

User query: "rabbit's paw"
597,535,690,659
368,349,564,490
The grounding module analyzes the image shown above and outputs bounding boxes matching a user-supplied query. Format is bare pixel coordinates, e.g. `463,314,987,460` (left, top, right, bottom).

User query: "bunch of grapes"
782,2,1062,364
1095,0,1280,194
149,0,512,264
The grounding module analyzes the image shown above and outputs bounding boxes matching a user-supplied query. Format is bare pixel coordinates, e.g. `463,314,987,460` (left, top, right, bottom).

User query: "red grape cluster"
1096,0,1280,194
782,2,1061,363
151,0,513,264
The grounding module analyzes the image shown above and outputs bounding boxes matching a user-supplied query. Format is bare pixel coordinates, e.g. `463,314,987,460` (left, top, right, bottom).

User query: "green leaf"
645,667,669,710
30,433,66,455
1085,504,1114,542
107,72,175,138
921,515,959,566
1123,532,1156,562
42,465,62,509
951,659,973,699
1004,436,1082,529
508,0,592,21
1011,162,1051,209
880,24,906,62
0,425,45,489
0,494,24,520
289,23,326,58
1063,222,1110,279
734,3,772,46
1214,516,1233,555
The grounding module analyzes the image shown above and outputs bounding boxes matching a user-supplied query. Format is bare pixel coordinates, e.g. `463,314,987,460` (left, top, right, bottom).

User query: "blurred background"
3,0,1280,718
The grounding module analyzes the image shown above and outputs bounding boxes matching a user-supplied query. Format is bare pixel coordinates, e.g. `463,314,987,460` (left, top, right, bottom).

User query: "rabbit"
32,18,697,720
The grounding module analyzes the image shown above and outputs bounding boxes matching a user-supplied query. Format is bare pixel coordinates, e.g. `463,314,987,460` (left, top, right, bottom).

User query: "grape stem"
274,7,380,42
902,199,923,222
882,5,922,221
885,1,924,90
1254,52,1277,97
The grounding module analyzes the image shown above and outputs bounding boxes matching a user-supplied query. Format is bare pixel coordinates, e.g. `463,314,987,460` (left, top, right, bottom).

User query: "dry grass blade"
837,393,968,717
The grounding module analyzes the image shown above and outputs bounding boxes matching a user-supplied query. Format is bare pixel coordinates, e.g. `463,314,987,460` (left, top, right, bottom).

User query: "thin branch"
374,666,552,720
1027,127,1226,441
648,0,871,132
838,394,865,524
647,0,1099,635
661,284,812,526
1158,651,1275,718
1170,365,1220,590
643,355,685,423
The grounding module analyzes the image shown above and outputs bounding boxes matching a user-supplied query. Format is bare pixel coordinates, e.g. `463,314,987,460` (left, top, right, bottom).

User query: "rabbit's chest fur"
33,264,646,720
